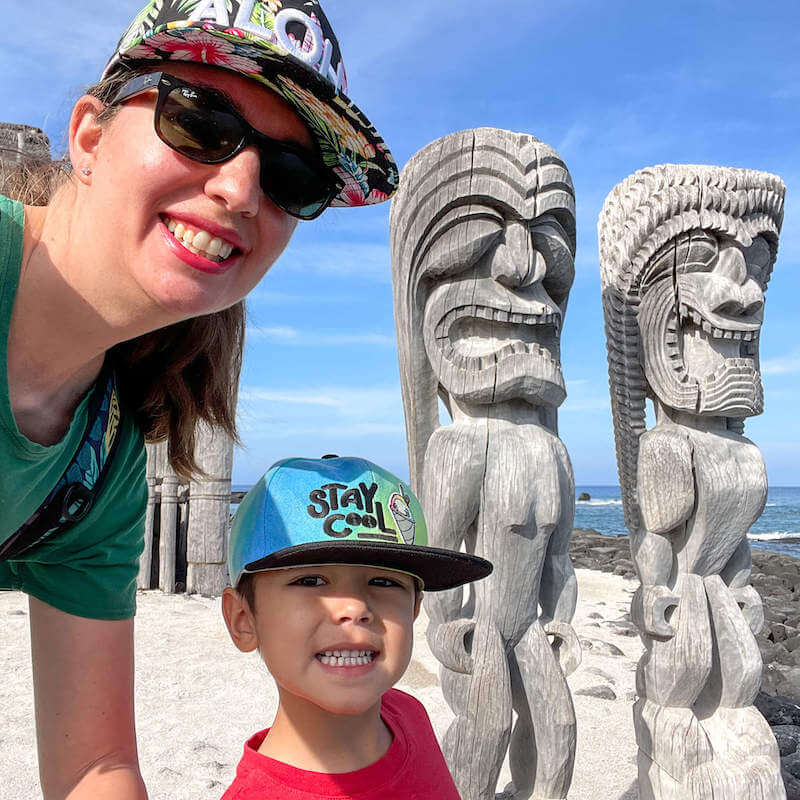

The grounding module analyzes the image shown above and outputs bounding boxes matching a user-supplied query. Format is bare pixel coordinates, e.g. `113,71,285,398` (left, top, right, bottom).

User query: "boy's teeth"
164,216,234,262
317,649,375,666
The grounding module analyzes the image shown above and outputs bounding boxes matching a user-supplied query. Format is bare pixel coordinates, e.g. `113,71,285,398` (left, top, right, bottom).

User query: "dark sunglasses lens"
260,150,336,219
157,87,243,162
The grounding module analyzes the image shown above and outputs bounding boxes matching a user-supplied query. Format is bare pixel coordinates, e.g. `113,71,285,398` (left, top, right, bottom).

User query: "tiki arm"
539,487,581,676
632,427,694,637
721,537,764,634
422,425,484,672
539,463,577,626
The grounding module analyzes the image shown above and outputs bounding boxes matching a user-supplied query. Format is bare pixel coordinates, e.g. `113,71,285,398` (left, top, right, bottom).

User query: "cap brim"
104,24,398,208
243,541,492,592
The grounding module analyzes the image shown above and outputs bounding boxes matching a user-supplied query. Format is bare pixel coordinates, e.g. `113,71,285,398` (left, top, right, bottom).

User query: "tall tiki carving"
391,128,580,800
599,164,786,799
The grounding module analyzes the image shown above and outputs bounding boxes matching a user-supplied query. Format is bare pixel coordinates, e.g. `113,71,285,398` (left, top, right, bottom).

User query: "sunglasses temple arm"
109,71,164,105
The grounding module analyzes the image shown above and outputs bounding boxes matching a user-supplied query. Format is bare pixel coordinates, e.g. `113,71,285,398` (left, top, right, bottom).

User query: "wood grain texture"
159,469,180,593
141,424,234,596
599,164,786,799
186,422,234,596
391,129,579,800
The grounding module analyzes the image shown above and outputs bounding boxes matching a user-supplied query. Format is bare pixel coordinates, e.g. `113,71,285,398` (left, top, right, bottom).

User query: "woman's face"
71,62,310,322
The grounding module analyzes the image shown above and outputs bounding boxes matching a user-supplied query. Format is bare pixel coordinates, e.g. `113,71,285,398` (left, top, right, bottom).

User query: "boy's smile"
232,564,421,717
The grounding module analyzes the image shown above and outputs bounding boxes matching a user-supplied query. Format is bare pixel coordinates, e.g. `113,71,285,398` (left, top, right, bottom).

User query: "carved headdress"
391,128,575,495
598,164,785,531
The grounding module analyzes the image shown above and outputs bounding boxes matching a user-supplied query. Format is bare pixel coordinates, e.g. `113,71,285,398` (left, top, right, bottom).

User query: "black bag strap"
0,365,123,561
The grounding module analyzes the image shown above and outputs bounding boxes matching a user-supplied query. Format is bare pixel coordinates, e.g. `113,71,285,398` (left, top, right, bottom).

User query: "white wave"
748,531,800,542
577,499,623,506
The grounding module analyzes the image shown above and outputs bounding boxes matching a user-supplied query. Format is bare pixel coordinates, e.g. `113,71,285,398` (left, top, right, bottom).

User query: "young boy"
220,455,492,799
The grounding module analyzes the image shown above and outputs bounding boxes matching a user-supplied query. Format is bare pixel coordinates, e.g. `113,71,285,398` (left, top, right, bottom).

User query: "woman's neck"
8,195,151,443
258,690,393,774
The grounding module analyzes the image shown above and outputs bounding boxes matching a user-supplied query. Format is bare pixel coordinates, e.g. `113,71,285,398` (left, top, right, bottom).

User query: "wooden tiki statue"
599,164,786,799
391,128,580,800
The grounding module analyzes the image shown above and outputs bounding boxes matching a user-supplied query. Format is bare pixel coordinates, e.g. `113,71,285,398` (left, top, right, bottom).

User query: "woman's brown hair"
1,64,244,479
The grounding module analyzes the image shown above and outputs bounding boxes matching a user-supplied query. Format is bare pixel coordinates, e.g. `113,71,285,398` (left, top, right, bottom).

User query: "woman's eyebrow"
189,78,313,149
190,80,243,115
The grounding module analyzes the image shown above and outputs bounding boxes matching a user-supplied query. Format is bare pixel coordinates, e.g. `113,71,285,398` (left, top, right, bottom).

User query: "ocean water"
575,485,800,559
233,484,800,559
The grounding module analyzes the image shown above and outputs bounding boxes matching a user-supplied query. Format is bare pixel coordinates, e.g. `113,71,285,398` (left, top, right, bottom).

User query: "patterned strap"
0,366,123,561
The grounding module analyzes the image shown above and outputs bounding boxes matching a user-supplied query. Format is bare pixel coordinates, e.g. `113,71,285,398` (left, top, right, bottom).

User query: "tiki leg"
690,575,785,799
635,573,714,796
443,619,513,800
504,620,576,800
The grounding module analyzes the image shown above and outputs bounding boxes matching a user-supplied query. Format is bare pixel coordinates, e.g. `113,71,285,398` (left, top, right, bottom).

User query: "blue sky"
3,0,799,486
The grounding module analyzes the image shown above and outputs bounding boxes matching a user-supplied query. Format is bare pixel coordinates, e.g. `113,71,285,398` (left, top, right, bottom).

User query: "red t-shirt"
221,688,461,799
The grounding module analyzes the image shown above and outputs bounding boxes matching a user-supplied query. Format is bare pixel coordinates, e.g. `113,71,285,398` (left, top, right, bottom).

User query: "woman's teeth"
317,650,376,667
165,217,234,262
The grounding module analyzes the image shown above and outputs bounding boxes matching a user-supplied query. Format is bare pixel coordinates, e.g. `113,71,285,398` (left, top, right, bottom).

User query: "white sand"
0,568,641,799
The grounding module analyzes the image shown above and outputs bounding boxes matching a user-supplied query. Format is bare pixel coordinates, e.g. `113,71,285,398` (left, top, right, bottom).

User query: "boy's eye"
291,576,326,587
369,576,404,588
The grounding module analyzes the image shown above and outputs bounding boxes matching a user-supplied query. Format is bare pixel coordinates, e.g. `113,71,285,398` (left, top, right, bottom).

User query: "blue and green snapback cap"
228,456,492,592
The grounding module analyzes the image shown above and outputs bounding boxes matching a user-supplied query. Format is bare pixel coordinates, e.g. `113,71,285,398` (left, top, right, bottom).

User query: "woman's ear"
68,94,106,183
221,587,260,653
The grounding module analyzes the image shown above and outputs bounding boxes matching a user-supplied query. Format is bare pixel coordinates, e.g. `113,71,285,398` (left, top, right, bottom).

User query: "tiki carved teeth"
436,304,560,335
679,305,758,343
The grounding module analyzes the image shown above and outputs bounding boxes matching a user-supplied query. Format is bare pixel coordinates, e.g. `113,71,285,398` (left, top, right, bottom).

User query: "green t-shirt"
0,195,146,620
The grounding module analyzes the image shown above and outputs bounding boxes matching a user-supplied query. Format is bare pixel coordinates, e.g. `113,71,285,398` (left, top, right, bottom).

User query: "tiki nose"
710,242,765,318
490,220,542,288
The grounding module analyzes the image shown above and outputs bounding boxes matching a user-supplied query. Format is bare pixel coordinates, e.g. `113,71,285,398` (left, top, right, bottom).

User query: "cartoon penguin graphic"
388,485,416,544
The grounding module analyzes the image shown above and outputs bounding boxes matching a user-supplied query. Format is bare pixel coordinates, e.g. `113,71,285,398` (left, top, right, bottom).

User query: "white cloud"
238,385,403,422
249,325,300,341
272,240,391,282
246,325,395,347
762,356,800,376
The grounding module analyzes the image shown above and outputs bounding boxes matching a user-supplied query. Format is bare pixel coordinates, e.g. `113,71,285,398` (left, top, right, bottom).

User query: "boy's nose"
334,595,374,625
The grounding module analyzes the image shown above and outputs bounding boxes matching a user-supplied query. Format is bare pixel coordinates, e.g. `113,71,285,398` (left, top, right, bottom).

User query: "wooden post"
186,422,234,596
599,164,786,799
140,441,166,589
158,467,180,593
0,123,49,164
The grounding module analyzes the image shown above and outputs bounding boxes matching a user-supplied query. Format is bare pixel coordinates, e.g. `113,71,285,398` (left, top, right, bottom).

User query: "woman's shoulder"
0,193,25,249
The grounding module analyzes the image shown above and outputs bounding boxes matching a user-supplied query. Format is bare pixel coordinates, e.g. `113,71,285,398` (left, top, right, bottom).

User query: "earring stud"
81,167,92,176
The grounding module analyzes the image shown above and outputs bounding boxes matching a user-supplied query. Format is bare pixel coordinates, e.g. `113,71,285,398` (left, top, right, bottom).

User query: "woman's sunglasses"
109,72,343,220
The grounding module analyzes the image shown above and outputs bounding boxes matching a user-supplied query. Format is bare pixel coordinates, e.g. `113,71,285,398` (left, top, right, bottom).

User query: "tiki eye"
531,216,574,306
652,230,719,278
743,236,772,285
417,211,504,279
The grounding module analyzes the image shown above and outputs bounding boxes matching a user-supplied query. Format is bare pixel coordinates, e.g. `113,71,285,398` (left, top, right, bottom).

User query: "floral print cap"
103,0,397,207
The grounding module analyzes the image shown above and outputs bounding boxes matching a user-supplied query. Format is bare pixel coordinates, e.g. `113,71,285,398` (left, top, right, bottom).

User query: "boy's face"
223,564,421,716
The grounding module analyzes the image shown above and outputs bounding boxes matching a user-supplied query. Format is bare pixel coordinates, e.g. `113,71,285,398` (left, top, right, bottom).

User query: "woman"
0,2,396,797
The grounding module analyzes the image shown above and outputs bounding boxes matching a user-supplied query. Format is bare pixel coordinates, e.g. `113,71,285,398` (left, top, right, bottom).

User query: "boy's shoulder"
381,687,430,724
222,689,459,799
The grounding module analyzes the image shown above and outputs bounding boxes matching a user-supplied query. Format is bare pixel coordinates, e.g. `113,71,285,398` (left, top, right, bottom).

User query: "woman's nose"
204,146,263,217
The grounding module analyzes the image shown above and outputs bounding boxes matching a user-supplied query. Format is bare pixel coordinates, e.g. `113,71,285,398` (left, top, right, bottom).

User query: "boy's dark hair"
235,571,422,617
237,573,257,614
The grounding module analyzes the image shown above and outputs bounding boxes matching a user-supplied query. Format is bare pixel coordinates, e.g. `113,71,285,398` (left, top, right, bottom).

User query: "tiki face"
420,205,574,407
640,230,772,418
